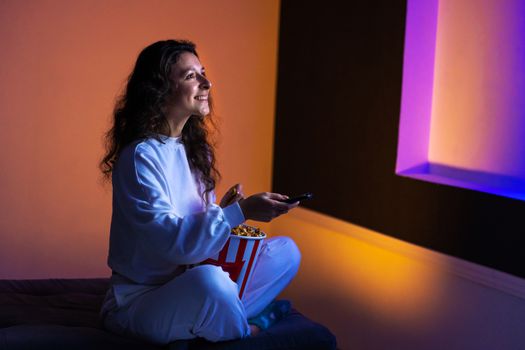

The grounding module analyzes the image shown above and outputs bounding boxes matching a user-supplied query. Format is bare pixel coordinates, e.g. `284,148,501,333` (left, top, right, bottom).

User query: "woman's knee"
287,237,301,267
272,236,301,275
185,264,246,316
188,264,239,298
186,265,249,341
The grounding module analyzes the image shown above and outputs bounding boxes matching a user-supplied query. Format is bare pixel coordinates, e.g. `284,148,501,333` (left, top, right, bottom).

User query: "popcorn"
201,225,266,298
231,224,265,237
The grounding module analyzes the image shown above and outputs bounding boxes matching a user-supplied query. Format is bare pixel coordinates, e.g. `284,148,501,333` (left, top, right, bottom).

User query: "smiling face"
168,52,212,119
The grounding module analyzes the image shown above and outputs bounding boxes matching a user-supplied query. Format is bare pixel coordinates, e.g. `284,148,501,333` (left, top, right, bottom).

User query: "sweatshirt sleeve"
112,144,245,268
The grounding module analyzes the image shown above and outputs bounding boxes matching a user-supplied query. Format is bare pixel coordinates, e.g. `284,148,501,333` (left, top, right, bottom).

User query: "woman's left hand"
219,183,244,208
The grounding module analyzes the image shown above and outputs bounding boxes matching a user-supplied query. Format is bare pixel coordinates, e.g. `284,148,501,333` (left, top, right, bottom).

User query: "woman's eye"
186,73,195,80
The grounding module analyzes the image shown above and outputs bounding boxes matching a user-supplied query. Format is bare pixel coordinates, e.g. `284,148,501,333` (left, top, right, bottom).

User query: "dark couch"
0,278,337,350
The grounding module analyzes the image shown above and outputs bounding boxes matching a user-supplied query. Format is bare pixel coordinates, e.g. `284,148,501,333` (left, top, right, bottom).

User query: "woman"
99,39,301,345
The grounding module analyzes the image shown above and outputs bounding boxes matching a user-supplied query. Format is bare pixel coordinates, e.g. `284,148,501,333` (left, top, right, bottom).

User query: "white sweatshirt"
107,135,245,287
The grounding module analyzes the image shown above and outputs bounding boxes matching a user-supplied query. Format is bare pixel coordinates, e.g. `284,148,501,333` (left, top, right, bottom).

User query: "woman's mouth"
194,96,208,101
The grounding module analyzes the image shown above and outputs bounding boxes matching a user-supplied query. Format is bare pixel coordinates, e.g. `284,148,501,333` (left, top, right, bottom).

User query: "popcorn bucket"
202,226,266,298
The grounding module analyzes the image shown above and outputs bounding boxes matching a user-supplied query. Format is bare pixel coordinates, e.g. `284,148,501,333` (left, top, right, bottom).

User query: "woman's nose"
199,74,211,89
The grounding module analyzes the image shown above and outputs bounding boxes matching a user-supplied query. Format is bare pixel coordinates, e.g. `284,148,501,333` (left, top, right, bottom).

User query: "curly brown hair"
100,39,220,204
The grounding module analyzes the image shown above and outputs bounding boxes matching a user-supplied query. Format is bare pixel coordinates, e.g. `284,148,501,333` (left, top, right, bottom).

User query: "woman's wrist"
222,201,246,227
238,199,248,221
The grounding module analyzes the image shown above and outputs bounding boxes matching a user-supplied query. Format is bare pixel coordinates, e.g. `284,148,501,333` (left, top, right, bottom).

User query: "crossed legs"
103,236,301,345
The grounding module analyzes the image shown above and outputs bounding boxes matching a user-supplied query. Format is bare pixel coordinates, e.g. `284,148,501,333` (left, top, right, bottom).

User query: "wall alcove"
397,0,525,201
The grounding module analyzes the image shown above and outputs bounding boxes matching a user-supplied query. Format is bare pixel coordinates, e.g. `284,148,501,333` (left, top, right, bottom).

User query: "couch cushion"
0,278,107,328
0,324,159,350
168,309,337,350
0,279,337,350
0,278,109,295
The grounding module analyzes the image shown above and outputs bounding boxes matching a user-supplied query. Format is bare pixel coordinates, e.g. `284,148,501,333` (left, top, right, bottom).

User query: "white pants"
103,236,301,345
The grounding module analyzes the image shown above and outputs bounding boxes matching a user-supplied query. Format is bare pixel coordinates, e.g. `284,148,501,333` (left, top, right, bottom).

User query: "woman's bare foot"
249,324,261,336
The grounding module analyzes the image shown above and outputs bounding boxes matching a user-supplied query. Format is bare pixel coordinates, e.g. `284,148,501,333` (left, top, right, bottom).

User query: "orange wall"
0,0,280,279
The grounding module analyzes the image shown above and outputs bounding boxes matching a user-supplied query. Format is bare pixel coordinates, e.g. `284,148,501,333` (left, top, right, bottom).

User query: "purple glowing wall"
396,0,525,201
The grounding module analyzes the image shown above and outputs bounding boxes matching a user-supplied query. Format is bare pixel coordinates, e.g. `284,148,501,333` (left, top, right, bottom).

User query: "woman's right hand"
238,192,299,222
220,183,244,208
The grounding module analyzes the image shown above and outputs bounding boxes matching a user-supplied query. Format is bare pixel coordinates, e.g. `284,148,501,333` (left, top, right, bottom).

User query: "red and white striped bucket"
202,229,266,298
